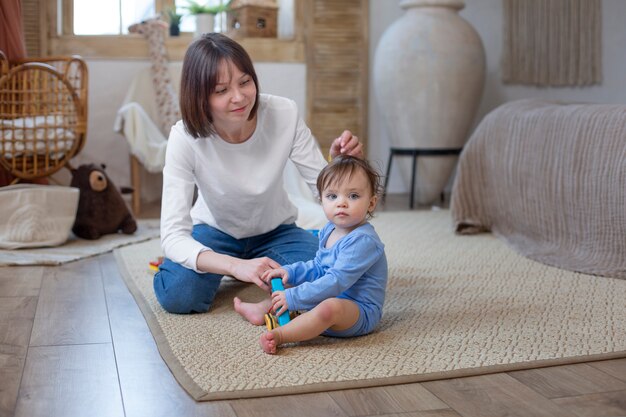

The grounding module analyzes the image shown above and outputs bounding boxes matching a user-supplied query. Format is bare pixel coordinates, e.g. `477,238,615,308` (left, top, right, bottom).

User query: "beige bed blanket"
451,99,626,279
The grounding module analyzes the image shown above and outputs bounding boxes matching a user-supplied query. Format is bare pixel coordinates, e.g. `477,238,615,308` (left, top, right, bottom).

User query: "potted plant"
165,8,184,36
183,1,230,37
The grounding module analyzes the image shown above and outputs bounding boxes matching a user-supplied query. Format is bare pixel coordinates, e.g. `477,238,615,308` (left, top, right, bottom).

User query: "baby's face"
320,169,377,232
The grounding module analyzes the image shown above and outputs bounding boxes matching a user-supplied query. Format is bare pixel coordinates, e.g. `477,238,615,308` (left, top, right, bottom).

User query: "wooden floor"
1,194,626,417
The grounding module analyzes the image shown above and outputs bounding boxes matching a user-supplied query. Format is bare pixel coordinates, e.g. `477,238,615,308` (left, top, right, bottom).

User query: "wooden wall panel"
304,0,368,156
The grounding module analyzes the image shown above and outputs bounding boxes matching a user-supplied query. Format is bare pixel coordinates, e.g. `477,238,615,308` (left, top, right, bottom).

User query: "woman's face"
209,60,257,130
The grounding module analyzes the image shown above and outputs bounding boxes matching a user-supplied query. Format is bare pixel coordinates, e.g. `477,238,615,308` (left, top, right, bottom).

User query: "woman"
154,33,363,314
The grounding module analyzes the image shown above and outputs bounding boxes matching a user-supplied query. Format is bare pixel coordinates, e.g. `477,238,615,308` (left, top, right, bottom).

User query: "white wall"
77,0,626,197
369,0,626,193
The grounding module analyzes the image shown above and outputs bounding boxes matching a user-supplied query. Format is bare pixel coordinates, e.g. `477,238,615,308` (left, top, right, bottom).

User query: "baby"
234,155,388,354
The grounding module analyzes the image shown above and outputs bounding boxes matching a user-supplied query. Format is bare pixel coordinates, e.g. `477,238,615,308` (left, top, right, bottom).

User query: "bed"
451,99,626,279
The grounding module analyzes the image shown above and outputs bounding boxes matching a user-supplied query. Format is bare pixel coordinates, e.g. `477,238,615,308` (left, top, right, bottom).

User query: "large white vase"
374,0,485,205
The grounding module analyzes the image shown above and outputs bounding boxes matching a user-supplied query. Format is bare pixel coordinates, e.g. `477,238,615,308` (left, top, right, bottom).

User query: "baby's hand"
271,291,289,316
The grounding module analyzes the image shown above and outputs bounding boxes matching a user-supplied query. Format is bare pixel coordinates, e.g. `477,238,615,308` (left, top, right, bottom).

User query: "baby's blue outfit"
283,221,388,337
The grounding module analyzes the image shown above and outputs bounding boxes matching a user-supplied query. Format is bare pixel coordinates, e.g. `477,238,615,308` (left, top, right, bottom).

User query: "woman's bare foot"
233,297,269,326
259,331,278,354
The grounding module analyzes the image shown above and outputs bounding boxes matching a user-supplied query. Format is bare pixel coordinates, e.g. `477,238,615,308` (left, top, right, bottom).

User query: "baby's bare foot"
233,297,267,326
259,332,278,354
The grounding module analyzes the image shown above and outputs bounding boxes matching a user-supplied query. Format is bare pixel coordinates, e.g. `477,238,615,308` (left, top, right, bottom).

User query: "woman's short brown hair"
180,33,260,138
317,156,383,200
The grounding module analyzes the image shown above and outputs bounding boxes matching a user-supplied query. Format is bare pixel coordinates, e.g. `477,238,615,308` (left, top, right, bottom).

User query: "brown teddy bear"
70,164,137,240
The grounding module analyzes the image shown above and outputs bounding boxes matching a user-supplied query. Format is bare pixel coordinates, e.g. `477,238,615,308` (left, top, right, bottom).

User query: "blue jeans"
153,223,318,314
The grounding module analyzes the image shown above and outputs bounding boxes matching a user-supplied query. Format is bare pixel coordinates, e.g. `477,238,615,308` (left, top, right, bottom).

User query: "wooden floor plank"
0,344,27,417
422,373,572,417
229,393,348,417
0,296,37,347
329,383,449,416
508,363,626,399
588,358,626,383
14,343,125,417
100,253,237,417
552,390,626,417
0,296,38,417
30,258,110,346
0,266,43,297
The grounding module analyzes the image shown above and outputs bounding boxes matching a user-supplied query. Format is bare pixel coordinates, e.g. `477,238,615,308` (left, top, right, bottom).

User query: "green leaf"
181,1,229,15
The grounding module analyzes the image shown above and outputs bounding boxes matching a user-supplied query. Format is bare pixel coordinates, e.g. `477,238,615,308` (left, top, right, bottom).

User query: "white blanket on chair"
114,102,167,173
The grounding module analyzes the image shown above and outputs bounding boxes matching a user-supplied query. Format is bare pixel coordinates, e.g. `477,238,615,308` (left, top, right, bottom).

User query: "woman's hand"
230,257,281,291
329,130,364,160
271,290,289,317
261,268,289,288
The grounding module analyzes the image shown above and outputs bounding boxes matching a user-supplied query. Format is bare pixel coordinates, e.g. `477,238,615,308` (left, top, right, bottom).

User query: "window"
73,0,155,35
71,0,230,36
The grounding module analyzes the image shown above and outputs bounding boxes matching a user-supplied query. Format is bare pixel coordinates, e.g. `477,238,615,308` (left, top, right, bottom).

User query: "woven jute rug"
114,210,626,401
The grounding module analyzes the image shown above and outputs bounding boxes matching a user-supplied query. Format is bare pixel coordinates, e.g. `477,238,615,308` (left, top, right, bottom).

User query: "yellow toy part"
264,313,279,331
264,311,301,331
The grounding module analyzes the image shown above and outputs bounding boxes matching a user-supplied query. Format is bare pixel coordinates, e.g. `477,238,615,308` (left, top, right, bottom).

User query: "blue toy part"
270,277,291,326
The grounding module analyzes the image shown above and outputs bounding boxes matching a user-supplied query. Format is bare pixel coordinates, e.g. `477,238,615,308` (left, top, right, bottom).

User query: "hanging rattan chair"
0,50,88,183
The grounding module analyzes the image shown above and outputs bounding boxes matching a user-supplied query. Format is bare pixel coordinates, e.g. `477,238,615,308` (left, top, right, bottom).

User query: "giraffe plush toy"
128,17,181,136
